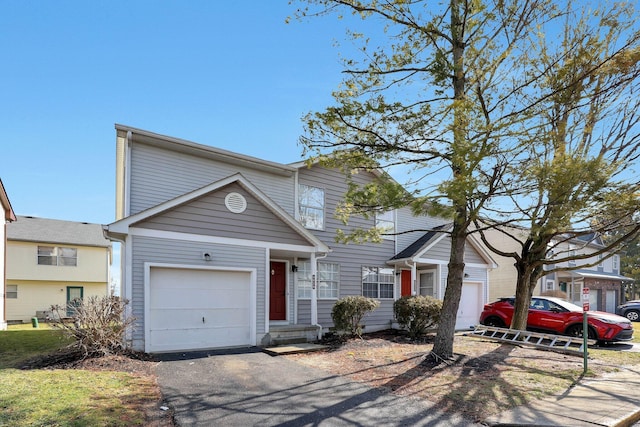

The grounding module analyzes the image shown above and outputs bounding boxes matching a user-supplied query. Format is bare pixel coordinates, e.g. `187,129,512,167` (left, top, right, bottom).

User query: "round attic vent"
225,192,247,214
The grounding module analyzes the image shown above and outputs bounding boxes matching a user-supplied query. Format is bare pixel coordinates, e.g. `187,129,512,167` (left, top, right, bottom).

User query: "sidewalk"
485,367,640,426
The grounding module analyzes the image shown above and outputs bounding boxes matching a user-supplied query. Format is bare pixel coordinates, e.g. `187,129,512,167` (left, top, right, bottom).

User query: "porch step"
263,343,328,356
271,336,308,346
267,325,320,346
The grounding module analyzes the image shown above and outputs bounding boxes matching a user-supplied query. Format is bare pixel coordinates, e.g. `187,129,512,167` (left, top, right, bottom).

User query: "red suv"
479,296,634,343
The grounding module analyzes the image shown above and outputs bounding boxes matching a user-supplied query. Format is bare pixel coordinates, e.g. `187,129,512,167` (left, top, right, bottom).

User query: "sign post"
582,287,590,374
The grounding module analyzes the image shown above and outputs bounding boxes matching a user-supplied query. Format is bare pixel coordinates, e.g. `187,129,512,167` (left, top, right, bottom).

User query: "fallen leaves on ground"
285,330,622,422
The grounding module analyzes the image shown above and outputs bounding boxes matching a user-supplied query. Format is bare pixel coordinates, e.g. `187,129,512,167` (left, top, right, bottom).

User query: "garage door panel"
152,269,246,289
149,308,250,329
147,266,254,352
456,282,482,330
149,326,251,352
151,289,249,309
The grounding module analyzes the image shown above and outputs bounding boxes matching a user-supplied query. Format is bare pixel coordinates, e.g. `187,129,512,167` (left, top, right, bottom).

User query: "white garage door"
147,267,254,353
456,282,482,330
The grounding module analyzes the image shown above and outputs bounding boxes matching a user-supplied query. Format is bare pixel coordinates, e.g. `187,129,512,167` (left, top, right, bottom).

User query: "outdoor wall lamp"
291,265,298,272
202,252,212,262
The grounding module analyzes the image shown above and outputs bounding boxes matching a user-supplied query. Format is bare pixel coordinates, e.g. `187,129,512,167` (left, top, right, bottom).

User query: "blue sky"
1,1,352,225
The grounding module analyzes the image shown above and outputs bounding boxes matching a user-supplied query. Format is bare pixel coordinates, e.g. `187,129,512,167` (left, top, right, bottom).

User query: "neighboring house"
0,179,16,330
104,125,497,353
6,216,112,323
483,226,630,312
545,234,631,312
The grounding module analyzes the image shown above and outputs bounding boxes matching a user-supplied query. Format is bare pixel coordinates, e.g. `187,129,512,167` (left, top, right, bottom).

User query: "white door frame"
269,259,290,325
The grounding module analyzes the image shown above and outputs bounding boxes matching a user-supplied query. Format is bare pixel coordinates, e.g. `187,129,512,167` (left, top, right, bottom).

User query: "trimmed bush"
331,295,380,337
50,295,136,357
394,295,442,339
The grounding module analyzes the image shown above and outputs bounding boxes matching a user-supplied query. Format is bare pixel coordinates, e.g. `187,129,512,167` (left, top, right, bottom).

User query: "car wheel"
625,310,640,322
566,324,597,340
483,317,505,328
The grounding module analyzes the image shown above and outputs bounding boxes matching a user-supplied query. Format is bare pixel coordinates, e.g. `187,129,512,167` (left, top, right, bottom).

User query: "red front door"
401,270,412,297
270,261,287,320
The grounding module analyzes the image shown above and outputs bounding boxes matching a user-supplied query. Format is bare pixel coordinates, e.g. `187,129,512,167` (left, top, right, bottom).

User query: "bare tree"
476,1,640,330
292,0,559,358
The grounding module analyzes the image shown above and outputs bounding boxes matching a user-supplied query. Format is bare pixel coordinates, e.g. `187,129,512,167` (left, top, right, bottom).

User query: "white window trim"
545,280,555,291
6,284,17,299
362,266,395,300
375,210,395,240
298,184,325,231
37,246,78,267
297,261,339,300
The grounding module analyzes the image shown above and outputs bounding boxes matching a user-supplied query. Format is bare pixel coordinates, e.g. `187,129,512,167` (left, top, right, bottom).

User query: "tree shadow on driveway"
156,349,481,426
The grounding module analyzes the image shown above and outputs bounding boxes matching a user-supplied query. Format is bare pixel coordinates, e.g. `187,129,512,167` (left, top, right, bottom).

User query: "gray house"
104,125,496,353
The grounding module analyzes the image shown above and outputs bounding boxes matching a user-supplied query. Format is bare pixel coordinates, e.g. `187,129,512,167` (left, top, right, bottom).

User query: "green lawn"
0,327,157,426
634,322,640,343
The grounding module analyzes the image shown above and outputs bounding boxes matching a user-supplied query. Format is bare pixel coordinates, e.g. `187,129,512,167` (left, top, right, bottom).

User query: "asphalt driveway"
155,347,482,426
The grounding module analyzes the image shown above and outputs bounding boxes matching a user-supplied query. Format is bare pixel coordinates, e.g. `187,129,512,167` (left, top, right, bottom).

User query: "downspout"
312,251,329,340
124,131,132,218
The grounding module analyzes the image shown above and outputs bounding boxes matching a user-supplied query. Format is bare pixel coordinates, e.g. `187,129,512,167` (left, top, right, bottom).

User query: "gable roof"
390,223,497,267
0,179,15,222
7,216,111,248
116,124,296,178
390,224,451,261
106,173,330,253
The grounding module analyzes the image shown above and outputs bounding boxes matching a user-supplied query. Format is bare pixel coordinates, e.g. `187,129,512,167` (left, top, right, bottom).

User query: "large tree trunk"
432,0,468,360
432,0,469,359
432,215,467,359
511,265,535,330
511,260,543,331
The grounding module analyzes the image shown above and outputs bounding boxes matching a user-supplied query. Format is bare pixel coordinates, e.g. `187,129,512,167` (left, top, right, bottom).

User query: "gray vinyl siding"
130,236,266,350
419,236,487,264
396,207,450,254
422,238,451,262
296,165,397,329
129,143,295,216
464,266,487,283
135,183,310,246
465,244,486,264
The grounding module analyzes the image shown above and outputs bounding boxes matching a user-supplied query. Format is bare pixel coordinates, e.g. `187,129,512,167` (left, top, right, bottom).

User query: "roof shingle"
7,216,111,248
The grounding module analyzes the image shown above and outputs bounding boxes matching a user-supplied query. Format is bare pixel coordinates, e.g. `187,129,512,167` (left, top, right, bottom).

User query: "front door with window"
66,286,83,317
269,262,286,321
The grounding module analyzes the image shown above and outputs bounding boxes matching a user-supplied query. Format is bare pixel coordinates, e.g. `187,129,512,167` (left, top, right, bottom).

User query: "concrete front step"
266,325,320,346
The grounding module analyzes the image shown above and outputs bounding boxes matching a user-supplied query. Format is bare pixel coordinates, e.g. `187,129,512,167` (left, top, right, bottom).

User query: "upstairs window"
613,255,619,270
38,246,77,266
375,210,395,239
298,184,325,230
597,254,604,268
362,266,394,299
6,285,17,299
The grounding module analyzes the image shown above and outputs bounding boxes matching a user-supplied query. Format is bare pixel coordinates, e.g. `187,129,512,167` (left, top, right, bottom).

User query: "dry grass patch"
286,331,640,422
